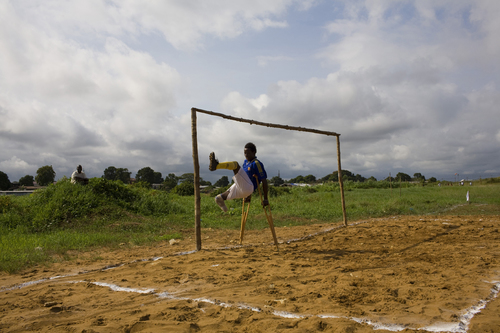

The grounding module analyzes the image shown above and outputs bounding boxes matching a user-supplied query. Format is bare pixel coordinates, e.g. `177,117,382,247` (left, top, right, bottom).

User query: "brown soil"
1,215,500,332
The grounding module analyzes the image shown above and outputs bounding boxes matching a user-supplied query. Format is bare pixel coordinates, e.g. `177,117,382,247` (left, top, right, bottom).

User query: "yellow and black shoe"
209,152,219,171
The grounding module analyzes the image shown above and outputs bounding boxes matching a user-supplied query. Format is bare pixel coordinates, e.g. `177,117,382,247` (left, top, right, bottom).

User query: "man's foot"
215,194,228,212
209,152,219,171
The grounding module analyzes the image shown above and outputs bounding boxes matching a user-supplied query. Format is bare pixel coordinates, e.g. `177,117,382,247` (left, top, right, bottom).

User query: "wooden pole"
336,136,347,226
254,175,279,251
192,107,339,137
390,172,392,195
399,176,402,197
191,109,202,250
239,200,250,244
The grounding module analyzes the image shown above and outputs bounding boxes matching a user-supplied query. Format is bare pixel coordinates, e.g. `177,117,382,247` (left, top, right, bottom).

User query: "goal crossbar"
192,107,340,137
191,107,347,250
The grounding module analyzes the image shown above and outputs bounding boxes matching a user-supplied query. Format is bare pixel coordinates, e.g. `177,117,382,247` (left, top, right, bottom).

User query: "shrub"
0,196,13,213
484,177,500,184
28,179,102,230
172,182,194,196
132,189,185,216
269,186,291,197
0,178,186,231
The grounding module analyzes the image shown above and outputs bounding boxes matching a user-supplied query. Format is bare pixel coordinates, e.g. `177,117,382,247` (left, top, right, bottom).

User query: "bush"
28,179,103,230
172,182,194,196
484,177,500,184
0,178,186,231
0,196,27,229
0,196,13,212
132,189,185,216
269,186,291,197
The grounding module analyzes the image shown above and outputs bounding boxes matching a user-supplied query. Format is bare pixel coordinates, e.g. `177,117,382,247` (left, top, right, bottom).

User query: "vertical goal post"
191,107,347,251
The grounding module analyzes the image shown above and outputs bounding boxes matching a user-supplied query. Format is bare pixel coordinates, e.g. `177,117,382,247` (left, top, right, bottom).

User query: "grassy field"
1,178,499,273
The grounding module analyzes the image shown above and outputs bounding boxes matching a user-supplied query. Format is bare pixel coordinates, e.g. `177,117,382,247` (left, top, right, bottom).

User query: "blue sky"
1,0,499,184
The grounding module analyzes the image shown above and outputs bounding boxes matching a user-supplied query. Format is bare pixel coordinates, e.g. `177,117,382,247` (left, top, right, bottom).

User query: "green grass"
1,178,499,273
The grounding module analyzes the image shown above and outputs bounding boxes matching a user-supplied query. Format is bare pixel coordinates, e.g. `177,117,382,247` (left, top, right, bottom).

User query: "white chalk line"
0,218,496,332
52,279,500,332
0,221,355,293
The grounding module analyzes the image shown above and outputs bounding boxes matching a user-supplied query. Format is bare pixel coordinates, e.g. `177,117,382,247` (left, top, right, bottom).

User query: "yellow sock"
216,161,239,170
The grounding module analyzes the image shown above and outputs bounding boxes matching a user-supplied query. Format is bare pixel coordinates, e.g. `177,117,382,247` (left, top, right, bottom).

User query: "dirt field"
1,215,500,332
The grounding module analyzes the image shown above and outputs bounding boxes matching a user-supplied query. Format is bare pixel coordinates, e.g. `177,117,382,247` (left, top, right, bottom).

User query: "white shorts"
226,168,255,200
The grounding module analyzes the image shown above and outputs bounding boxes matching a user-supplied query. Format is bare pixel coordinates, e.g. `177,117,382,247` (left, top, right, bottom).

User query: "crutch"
239,198,251,244
254,175,279,251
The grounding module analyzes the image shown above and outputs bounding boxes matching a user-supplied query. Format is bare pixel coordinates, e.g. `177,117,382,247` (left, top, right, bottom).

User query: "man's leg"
210,154,253,212
209,152,240,172
210,152,242,211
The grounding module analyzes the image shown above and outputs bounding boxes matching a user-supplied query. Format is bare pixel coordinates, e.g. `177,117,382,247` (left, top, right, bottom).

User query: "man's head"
77,165,82,173
244,142,257,161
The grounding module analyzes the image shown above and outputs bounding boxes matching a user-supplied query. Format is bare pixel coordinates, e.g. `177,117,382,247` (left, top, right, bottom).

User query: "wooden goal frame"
191,107,347,250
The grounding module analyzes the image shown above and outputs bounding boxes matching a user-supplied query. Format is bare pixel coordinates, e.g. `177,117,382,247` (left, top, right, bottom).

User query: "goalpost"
191,107,347,250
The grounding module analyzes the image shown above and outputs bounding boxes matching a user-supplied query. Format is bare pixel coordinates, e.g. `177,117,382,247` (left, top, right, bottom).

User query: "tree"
200,178,211,186
353,173,366,182
178,173,210,186
163,173,178,190
289,175,305,183
367,176,377,182
214,176,230,187
136,167,155,185
0,171,10,190
103,166,131,183
35,165,55,186
103,166,117,180
413,173,425,181
269,176,284,186
396,172,412,182
320,170,358,182
304,174,316,183
116,168,131,183
19,175,34,186
179,173,194,184
153,172,164,184
428,177,437,183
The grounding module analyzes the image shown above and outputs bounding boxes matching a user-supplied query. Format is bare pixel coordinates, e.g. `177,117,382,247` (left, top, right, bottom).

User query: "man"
71,165,89,185
209,142,268,212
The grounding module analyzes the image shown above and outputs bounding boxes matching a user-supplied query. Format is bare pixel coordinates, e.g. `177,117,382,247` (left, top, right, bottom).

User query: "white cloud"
10,0,294,51
392,145,410,160
321,0,500,74
257,55,293,67
0,1,188,181
0,0,499,183
0,156,36,174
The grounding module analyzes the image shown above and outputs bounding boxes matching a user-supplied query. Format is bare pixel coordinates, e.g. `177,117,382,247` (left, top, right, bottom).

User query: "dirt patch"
1,215,500,332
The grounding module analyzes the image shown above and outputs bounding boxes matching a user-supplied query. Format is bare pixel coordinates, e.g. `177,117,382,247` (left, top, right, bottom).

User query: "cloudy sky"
1,0,499,184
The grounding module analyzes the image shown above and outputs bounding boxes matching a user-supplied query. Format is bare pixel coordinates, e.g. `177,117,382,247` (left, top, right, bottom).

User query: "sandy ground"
1,215,500,333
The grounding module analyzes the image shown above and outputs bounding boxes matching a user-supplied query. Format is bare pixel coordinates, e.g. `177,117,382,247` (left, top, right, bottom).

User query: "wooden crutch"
239,198,251,244
254,175,279,251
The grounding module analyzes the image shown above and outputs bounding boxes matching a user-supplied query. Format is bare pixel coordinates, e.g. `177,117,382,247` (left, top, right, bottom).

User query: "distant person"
209,142,268,212
71,165,89,185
